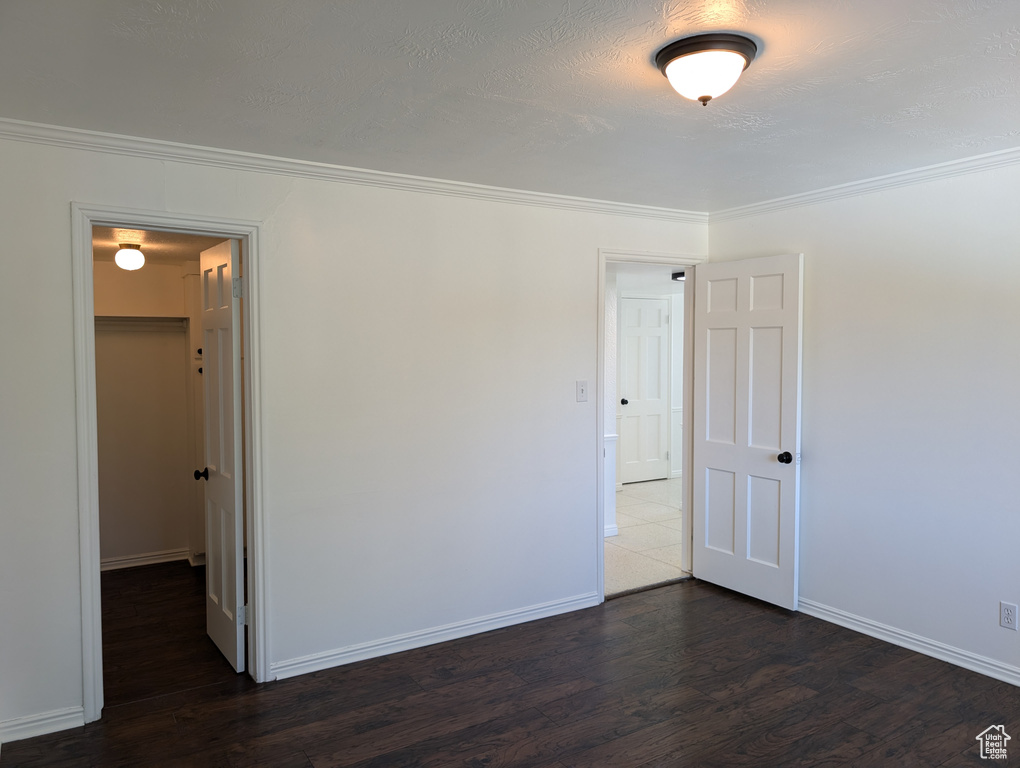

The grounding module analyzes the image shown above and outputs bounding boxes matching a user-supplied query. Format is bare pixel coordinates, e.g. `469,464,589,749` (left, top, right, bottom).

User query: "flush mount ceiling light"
655,33,757,106
114,243,145,271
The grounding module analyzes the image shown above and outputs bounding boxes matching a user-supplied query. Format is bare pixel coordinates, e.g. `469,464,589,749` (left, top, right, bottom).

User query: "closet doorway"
73,205,267,724
93,228,241,705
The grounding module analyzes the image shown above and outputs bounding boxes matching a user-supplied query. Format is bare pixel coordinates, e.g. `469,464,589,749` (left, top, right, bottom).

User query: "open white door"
618,297,670,484
199,239,245,671
692,253,802,610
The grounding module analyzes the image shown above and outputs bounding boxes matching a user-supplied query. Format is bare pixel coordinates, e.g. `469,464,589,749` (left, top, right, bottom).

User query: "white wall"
709,163,1020,674
93,261,189,317
94,319,191,566
0,134,707,737
93,259,204,567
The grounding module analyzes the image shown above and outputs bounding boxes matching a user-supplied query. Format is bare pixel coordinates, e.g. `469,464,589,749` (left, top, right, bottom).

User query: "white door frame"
71,203,270,723
596,249,706,600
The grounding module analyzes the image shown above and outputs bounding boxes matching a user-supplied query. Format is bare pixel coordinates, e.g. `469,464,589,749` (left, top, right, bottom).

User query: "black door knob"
777,452,793,464
621,398,629,405
194,467,209,480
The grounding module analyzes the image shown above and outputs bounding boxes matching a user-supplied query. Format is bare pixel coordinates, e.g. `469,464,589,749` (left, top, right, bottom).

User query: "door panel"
706,327,737,444
618,298,670,484
200,240,245,672
705,468,736,554
692,254,803,610
749,327,783,449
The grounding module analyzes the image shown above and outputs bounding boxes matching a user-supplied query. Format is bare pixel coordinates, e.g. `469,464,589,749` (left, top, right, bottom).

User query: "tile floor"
605,477,690,597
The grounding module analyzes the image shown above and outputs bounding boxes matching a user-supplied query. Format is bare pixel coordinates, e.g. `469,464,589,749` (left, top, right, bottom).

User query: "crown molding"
9,116,1014,225
0,117,707,225
711,145,1020,222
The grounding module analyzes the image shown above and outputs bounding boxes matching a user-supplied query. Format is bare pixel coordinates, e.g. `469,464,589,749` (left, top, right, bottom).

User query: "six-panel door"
199,239,245,672
692,253,803,610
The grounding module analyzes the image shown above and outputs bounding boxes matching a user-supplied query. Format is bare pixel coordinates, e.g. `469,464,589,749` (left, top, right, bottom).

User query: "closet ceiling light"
114,243,145,271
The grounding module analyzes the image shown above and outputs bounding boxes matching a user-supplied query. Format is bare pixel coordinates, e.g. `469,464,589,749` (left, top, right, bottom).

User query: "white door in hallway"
619,297,670,484
692,254,803,610
199,239,245,672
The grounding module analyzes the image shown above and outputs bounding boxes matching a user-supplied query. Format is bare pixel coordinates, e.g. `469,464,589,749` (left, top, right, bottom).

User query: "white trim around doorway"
71,203,270,724
597,249,706,598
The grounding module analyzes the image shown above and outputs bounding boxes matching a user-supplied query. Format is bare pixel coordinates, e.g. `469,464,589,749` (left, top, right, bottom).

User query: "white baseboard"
0,707,84,746
615,483,624,492
799,598,1020,687
270,591,601,680
670,470,683,479
604,524,619,537
188,552,206,567
100,547,189,571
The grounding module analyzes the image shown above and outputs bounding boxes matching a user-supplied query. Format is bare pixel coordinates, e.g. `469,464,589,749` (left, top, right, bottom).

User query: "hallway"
605,478,688,597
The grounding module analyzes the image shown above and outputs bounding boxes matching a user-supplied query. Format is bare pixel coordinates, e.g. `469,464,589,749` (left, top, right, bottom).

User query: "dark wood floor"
4,569,1017,767
100,562,238,708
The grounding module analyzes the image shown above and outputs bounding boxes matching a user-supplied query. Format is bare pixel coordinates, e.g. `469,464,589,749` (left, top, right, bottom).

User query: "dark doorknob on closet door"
194,467,209,480
621,398,629,405
777,452,793,464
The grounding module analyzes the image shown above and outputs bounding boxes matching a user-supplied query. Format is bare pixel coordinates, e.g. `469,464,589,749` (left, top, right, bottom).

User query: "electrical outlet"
1000,601,1018,631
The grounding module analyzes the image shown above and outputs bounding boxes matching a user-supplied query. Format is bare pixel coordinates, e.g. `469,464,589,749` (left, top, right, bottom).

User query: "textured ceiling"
2,0,1018,211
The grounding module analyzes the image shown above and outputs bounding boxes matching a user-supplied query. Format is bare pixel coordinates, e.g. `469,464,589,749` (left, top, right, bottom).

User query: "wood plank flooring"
3,565,1018,767
100,562,238,708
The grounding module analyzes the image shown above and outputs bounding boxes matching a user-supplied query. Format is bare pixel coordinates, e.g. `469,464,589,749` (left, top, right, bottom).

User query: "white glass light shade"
115,245,145,271
663,49,748,103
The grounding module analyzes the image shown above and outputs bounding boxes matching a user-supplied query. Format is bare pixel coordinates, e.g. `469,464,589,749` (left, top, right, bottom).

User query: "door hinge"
666,450,670,460
232,277,244,299
238,604,249,626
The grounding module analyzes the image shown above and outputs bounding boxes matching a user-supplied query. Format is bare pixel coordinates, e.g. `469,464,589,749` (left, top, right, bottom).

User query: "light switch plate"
576,380,588,402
